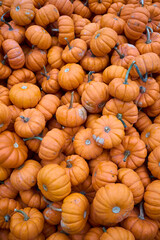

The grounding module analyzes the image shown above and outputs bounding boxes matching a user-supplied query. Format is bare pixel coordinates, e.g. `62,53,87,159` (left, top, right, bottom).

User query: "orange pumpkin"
0,102,11,133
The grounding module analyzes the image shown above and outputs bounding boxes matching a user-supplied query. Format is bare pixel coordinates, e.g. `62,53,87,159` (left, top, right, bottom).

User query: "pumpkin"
2,39,25,69
40,152,65,167
0,198,21,229
25,48,47,72
10,208,44,240
102,98,138,129
91,115,125,149
120,4,136,22
41,68,60,94
61,91,81,105
144,180,160,220
135,164,151,188
134,111,152,132
84,227,104,240
110,136,147,169
0,85,11,106
14,108,45,138
38,128,65,161
100,227,135,240
37,164,71,202
10,160,41,191
0,102,11,133
47,117,62,131
118,168,144,204
0,166,11,181
0,60,12,80
0,179,18,200
9,83,41,109
108,2,124,16
46,0,73,16
144,93,160,117
148,146,160,179
88,0,112,14
121,203,158,240
42,222,56,239
60,154,89,186
47,46,64,69
34,4,59,27
147,5,160,32
80,23,100,47
103,65,127,84
61,193,89,234
74,17,90,38
72,175,96,204
7,105,22,132
70,222,91,240
92,161,118,191
36,94,60,121
85,114,101,129
125,126,140,138
73,0,91,19
0,130,28,168
43,200,61,225
92,183,134,226
46,232,70,240
90,27,118,57
0,230,9,240
73,128,103,160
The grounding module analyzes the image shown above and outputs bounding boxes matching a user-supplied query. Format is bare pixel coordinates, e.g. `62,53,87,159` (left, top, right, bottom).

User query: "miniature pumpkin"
0,179,18,200
46,0,73,16
47,46,65,69
148,146,160,179
0,167,11,181
134,111,152,132
41,68,60,94
103,65,127,84
43,200,62,225
0,102,11,133
80,23,100,47
0,85,11,106
100,227,135,240
135,164,151,188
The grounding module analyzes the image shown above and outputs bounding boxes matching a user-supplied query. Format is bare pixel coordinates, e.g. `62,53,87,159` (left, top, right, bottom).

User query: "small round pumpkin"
148,146,160,179
0,102,11,133
135,164,151,189
0,179,18,200
100,227,135,240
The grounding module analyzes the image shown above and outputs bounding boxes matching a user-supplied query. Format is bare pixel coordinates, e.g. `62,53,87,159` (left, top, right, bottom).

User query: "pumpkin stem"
64,37,72,50
37,2,41,8
140,86,146,93
88,71,95,82
66,159,72,168
0,1,2,6
123,61,136,85
14,209,30,221
4,214,10,222
84,0,88,6
41,66,50,80
133,64,145,81
114,44,124,59
139,202,145,220
43,197,62,212
102,227,107,232
1,54,8,65
20,116,30,123
1,11,13,30
146,26,153,44
116,113,127,128
69,91,74,109
117,6,123,16
51,28,59,32
89,49,96,58
123,150,130,162
140,0,144,7
23,136,43,141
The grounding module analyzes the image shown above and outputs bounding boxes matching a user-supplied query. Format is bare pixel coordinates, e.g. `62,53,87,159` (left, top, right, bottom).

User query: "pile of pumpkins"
1,0,160,239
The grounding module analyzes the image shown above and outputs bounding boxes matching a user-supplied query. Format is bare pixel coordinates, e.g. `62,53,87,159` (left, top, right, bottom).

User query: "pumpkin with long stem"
103,65,127,84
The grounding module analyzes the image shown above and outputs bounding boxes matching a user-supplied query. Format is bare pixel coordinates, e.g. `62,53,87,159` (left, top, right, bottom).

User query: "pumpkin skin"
0,131,28,168
47,46,65,69
61,91,81,106
41,68,60,94
37,164,71,202
10,207,44,240
43,201,62,225
110,136,147,169
70,222,91,240
7,68,36,90
108,2,124,16
144,93,160,118
0,102,11,133
10,0,35,26
42,222,56,239
125,127,140,138
144,180,160,220
88,0,112,14
80,23,100,47
84,227,104,240
0,61,12,80
73,128,103,160
0,85,11,106
0,166,11,181
34,4,59,27
72,175,96,204
0,179,18,200
141,124,160,152
14,108,45,138
124,7,150,40
40,152,65,167
73,0,91,19
135,164,151,189
134,111,152,133
10,160,41,191
90,27,118,57
61,193,89,234
147,5,160,33
60,155,89,186
46,0,73,16
92,183,134,226
0,198,21,229
100,227,135,240
9,83,41,109
103,65,127,84
92,161,118,191
91,115,125,149
2,39,25,69
0,230,9,240
148,146,160,179
103,98,138,130
25,48,47,72
121,205,158,240
8,232,45,240
39,129,65,161
74,17,90,38
120,4,136,22
85,114,101,129
118,168,144,204
25,25,52,50
7,105,22,132
46,232,70,240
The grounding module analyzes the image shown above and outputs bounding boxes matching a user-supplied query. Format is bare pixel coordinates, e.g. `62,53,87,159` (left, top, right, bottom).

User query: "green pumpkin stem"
84,0,88,6
4,214,10,222
51,28,59,32
69,91,74,109
43,197,62,212
23,136,43,141
140,0,144,7
146,26,153,44
88,71,95,82
102,227,107,232
41,66,50,80
14,209,30,221
139,202,145,220
116,113,127,128
66,159,72,168
64,37,72,50
20,116,29,123
1,11,13,30
123,61,136,84
117,6,123,16
114,44,124,59
1,54,8,65
123,150,130,162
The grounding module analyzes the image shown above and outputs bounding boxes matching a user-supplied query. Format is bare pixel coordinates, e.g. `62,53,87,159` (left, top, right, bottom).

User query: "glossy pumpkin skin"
25,48,47,72
103,65,127,84
92,183,134,226
43,202,62,225
118,168,144,204
0,179,18,200
148,146,160,179
61,193,89,234
37,164,71,202
91,115,125,149
25,25,52,50
39,128,65,161
121,206,158,240
10,160,41,191
92,161,118,191
10,0,35,26
134,111,152,132
60,154,89,186
0,131,28,168
100,227,135,240
0,102,11,133
2,39,25,69
10,207,44,240
110,136,147,169
0,198,21,229
85,114,101,129
144,180,160,220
